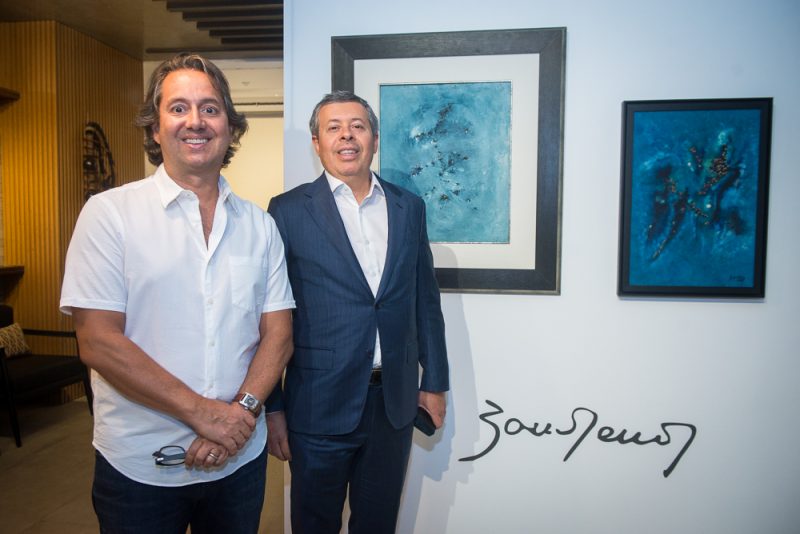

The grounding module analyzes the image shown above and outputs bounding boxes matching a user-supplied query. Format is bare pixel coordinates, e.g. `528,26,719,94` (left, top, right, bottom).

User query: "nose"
185,106,204,129
340,126,354,139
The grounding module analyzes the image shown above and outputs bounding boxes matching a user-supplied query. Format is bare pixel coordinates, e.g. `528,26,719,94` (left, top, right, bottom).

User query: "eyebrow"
163,96,222,107
325,117,366,124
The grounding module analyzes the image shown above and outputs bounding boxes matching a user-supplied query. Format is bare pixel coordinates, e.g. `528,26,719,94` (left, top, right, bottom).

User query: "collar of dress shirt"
153,163,238,213
324,171,384,200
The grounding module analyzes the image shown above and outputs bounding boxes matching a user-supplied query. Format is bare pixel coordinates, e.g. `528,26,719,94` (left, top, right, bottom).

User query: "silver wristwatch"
235,392,262,417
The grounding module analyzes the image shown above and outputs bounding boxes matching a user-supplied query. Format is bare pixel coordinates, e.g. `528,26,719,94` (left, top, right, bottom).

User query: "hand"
418,391,446,428
190,398,256,455
185,436,230,469
266,411,292,461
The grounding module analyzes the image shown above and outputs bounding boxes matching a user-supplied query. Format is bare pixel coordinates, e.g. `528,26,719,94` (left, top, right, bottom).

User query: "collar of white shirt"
153,164,239,214
324,171,384,202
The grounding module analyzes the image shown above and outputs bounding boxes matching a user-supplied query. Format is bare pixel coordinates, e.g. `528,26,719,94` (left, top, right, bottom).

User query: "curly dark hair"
135,52,248,167
309,90,379,138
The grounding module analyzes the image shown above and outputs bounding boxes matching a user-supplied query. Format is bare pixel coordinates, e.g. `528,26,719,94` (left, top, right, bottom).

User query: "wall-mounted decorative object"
0,86,20,104
618,98,772,298
82,122,116,201
332,28,566,294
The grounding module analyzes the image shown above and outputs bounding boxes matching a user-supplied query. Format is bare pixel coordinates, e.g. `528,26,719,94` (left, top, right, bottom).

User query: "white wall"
285,1,800,533
224,115,284,209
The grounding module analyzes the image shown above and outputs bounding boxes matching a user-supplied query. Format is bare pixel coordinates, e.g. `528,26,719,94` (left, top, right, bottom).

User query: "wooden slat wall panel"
56,25,144,309
0,21,143,361
0,21,60,337
61,382,86,403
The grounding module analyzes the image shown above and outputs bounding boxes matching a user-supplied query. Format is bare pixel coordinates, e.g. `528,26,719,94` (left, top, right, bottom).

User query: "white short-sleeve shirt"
60,165,295,486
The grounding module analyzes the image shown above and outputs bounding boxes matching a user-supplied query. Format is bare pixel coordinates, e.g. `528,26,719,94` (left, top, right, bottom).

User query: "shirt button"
209,340,216,347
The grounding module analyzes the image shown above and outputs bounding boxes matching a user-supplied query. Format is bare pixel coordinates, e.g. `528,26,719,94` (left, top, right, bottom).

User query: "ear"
312,135,321,155
152,124,161,145
373,133,379,154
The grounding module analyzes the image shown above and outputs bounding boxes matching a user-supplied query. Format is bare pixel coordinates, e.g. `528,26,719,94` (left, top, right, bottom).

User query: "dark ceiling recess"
146,0,283,57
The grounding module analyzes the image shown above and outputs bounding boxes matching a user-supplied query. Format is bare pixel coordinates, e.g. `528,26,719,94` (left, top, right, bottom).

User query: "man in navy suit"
266,90,449,533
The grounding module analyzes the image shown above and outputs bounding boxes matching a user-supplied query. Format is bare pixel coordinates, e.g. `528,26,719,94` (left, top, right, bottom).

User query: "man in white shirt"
60,53,294,533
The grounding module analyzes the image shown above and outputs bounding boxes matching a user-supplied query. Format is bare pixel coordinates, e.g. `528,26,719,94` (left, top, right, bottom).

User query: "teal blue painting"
629,108,762,287
379,82,512,243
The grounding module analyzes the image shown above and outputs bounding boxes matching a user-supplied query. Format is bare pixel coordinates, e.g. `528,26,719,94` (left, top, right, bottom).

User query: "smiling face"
152,69,232,181
312,101,379,187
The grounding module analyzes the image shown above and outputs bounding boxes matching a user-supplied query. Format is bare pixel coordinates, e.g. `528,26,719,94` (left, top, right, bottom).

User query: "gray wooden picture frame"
331,28,566,294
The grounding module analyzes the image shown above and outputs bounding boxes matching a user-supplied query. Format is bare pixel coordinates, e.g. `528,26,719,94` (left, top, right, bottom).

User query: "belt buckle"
369,367,382,385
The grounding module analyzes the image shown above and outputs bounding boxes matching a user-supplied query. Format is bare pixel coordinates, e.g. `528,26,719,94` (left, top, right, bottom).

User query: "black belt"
369,367,382,385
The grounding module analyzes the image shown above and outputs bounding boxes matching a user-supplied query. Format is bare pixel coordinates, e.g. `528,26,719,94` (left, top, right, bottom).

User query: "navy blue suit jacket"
266,174,449,435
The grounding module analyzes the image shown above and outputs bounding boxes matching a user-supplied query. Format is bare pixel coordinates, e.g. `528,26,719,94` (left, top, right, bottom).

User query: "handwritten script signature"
459,400,697,478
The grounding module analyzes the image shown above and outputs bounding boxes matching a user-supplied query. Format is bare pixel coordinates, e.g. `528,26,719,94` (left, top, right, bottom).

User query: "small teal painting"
630,108,762,287
379,82,512,243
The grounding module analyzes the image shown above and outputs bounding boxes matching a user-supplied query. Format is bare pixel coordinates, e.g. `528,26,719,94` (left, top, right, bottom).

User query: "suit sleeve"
415,201,450,392
264,197,288,412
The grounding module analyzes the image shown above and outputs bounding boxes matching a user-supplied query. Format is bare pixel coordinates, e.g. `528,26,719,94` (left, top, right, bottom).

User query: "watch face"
238,393,260,415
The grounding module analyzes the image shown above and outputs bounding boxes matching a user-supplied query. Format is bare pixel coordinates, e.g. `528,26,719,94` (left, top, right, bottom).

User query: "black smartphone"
414,406,436,436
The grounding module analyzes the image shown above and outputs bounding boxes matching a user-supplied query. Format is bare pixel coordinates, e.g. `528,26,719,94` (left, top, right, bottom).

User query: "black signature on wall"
459,400,697,478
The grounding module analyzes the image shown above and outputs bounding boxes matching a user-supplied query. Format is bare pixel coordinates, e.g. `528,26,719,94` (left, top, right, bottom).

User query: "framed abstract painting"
331,28,566,294
618,98,772,298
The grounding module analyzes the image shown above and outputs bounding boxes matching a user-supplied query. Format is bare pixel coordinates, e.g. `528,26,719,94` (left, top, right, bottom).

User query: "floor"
0,399,284,533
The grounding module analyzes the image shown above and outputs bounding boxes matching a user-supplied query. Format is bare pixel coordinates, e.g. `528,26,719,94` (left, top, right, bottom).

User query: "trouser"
289,383,415,534
92,445,267,534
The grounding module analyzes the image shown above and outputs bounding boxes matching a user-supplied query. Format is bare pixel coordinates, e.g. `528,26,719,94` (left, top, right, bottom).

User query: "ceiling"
0,0,283,61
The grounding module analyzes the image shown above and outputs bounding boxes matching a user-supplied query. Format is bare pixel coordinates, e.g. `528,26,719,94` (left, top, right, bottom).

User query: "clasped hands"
184,397,256,468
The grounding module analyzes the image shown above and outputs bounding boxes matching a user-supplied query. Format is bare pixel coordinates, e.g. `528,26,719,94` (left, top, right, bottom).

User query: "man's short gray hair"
309,90,379,138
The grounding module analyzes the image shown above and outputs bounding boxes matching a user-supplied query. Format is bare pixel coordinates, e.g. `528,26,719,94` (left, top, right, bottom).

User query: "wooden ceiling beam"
146,46,282,56
166,0,282,10
182,10,281,21
196,19,280,29
209,28,281,38
220,37,282,47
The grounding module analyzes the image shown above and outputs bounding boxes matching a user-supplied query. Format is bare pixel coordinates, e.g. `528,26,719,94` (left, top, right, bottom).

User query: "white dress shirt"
60,164,295,486
326,171,388,368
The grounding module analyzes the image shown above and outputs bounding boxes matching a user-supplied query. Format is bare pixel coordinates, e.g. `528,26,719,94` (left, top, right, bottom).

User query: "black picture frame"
331,28,566,294
618,98,772,298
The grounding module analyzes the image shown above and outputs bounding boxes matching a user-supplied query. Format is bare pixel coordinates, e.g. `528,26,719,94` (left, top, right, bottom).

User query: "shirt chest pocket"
229,256,267,313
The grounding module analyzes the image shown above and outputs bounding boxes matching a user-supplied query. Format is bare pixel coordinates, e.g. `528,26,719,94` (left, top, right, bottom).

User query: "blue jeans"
92,446,267,534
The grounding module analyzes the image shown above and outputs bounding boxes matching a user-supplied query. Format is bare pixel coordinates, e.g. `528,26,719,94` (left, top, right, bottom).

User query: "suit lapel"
376,179,410,301
304,174,372,295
